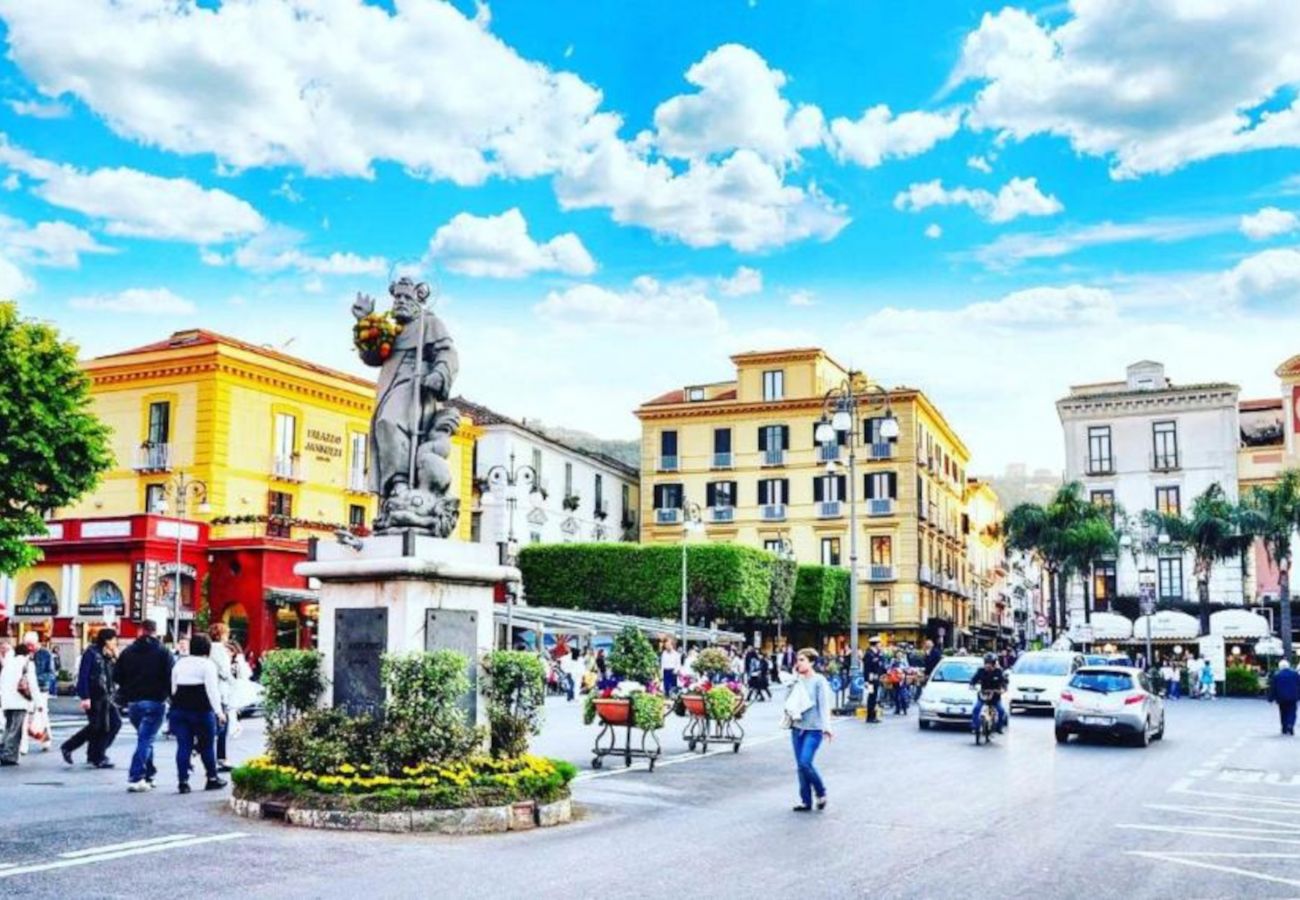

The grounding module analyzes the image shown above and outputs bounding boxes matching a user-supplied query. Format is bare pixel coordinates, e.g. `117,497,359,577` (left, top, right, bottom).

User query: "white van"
1008,651,1084,713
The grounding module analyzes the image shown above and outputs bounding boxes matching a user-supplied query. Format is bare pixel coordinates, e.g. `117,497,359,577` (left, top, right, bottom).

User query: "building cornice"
1056,386,1239,420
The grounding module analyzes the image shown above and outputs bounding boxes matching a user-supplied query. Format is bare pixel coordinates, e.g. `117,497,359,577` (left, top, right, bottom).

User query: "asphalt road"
2,692,1297,899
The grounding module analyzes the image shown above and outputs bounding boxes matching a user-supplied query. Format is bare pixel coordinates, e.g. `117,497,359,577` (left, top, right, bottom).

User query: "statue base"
296,535,519,729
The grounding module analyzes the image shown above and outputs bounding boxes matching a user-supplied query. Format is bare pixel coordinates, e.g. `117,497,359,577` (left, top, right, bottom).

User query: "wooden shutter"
706,483,717,506
781,425,790,451
865,475,876,499
837,474,847,500
757,427,768,451
758,480,769,505
653,485,665,508
888,472,898,499
780,479,789,505
814,477,824,502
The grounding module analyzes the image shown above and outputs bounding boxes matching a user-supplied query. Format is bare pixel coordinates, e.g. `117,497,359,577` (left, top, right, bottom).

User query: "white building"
1056,361,1243,624
449,398,640,554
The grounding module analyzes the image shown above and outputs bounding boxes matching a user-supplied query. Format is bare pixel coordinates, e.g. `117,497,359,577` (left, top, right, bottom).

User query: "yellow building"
964,479,1010,647
2,329,478,657
635,347,975,647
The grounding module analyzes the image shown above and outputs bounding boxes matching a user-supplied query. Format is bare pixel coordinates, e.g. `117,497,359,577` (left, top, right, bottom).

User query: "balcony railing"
1086,456,1116,476
761,448,787,467
659,455,679,472
817,500,842,519
867,442,893,460
868,498,894,517
919,564,933,585
133,443,171,472
761,504,786,521
711,452,733,469
271,455,302,481
655,508,682,525
868,565,896,582
710,506,734,523
1150,452,1180,472
818,443,840,462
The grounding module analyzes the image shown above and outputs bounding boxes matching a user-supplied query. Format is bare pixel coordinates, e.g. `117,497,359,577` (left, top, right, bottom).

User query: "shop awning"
1132,610,1200,641
1069,612,1133,643
1210,609,1271,639
266,587,318,605
494,605,745,644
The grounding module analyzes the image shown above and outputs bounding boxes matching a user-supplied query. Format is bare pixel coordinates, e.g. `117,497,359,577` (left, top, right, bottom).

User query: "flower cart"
588,692,664,771
680,683,745,754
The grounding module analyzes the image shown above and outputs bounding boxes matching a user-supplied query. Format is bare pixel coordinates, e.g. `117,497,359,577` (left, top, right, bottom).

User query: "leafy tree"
1064,516,1118,625
1241,471,1300,660
767,555,797,626
608,626,658,684
0,302,112,574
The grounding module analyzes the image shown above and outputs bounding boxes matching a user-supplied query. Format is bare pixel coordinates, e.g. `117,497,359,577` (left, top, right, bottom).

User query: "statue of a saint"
351,278,461,536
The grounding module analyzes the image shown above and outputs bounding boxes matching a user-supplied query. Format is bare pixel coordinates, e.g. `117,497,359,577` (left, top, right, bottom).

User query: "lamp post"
152,471,211,643
1122,519,1169,669
484,451,541,648
816,374,898,704
771,531,794,648
679,499,703,650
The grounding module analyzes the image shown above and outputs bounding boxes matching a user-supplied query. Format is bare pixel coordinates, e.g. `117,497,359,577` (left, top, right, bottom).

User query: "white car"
917,656,984,730
1008,651,1084,713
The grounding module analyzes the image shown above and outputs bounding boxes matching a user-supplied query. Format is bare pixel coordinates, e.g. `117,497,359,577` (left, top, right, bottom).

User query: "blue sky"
2,0,1300,472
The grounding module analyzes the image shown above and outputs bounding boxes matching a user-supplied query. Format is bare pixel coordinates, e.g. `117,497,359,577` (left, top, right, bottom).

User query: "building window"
870,536,893,567
1152,420,1178,470
686,386,706,402
564,462,573,498
147,400,170,445
653,483,683,510
706,481,736,508
873,588,891,612
758,478,789,505
1090,490,1115,526
145,483,166,514
531,447,543,482
470,511,482,543
758,425,789,453
821,537,841,566
273,412,297,478
594,473,604,513
864,417,896,445
864,472,898,499
813,474,845,503
348,504,366,529
660,431,678,470
622,483,632,516
349,433,367,490
713,428,732,467
530,531,542,544
1158,557,1184,601
1155,485,1181,518
763,539,783,553
1087,426,1113,474
267,491,293,538
1093,562,1117,611
762,370,784,401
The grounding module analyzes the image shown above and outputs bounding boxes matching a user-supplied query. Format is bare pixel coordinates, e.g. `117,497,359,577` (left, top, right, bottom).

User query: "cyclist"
969,653,1008,735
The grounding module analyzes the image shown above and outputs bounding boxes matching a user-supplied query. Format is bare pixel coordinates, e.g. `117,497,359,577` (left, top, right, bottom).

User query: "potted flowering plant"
680,680,746,721
583,681,665,730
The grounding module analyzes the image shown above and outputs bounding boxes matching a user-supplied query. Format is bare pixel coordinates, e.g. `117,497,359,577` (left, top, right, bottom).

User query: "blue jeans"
663,669,678,695
791,728,826,808
1167,679,1180,699
127,701,165,784
971,695,1007,732
168,708,218,785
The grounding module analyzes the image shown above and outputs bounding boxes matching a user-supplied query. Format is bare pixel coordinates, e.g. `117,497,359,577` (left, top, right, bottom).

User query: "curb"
229,795,573,834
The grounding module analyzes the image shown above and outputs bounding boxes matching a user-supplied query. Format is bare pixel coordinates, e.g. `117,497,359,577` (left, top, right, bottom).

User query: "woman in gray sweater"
788,648,834,812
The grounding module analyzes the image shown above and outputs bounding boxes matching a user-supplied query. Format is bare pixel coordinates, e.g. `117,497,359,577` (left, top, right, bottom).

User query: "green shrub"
379,651,478,770
1225,665,1261,696
703,685,738,721
693,647,732,678
260,650,326,726
631,692,666,731
609,626,658,684
792,565,849,626
768,555,797,624
265,708,380,774
481,650,547,758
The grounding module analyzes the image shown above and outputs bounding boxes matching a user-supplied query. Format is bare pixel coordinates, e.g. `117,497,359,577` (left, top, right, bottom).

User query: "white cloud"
272,177,303,204
0,0,606,186
652,44,824,164
893,176,1062,223
0,136,264,243
867,285,1118,334
967,155,993,173
950,4,1300,179
227,227,387,277
971,216,1235,268
924,223,942,239
1220,247,1300,308
787,289,814,307
1,173,18,191
7,98,68,119
0,253,33,297
69,287,196,315
1240,207,1298,241
428,208,595,278
717,266,763,297
535,275,722,330
829,104,960,169
0,215,112,267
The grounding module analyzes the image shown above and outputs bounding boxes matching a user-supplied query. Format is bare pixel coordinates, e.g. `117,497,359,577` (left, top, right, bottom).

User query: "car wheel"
1154,712,1165,741
1054,727,1069,744
918,719,930,730
1135,719,1151,748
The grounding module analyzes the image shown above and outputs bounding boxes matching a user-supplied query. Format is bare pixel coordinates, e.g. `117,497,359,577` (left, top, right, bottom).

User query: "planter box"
594,697,631,725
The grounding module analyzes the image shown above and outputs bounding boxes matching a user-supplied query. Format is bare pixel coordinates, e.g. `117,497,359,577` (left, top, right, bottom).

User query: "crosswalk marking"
0,833,247,879
59,835,197,859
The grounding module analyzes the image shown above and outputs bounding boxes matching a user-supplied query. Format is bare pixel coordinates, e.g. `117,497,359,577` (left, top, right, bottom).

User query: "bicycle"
974,690,999,746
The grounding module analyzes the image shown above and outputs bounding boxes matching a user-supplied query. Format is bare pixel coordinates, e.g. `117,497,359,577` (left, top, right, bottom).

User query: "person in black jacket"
114,620,173,791
863,638,886,723
922,639,942,677
1268,660,1300,736
60,628,121,768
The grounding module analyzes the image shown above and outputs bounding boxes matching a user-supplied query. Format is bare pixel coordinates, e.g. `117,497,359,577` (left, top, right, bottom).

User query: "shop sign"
78,580,125,617
14,583,57,617
130,561,163,622
305,428,344,463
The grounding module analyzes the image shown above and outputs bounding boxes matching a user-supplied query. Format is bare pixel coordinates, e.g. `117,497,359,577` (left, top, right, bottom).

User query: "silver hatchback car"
1055,666,1165,747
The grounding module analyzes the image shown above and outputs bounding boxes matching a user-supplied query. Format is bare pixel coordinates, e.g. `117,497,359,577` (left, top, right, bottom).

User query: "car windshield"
1071,671,1135,694
1012,656,1072,676
931,661,979,683
1083,655,1109,666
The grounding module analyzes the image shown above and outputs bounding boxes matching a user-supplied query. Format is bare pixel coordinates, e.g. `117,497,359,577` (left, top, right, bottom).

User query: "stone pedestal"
296,534,518,729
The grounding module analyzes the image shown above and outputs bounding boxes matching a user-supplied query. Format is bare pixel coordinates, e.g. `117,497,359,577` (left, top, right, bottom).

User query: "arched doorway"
222,603,249,649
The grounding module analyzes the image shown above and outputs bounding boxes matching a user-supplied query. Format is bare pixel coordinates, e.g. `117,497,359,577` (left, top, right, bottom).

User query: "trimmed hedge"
791,565,850,626
518,543,775,620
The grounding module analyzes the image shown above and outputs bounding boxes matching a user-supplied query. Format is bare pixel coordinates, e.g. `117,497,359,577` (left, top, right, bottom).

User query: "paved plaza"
3,695,1298,899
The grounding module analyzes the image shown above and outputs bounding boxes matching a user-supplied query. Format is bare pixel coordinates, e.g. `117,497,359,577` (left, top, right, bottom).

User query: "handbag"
17,661,33,701
783,680,813,728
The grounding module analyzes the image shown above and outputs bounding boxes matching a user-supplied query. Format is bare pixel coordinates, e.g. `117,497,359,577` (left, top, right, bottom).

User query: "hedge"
791,565,850,626
518,543,776,621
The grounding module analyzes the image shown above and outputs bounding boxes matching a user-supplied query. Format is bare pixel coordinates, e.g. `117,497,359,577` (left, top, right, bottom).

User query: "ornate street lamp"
152,471,211,643
680,499,704,649
771,530,794,647
483,451,542,647
815,374,898,704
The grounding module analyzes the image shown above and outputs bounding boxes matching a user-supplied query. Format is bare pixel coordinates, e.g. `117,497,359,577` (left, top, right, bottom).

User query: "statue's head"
389,277,431,323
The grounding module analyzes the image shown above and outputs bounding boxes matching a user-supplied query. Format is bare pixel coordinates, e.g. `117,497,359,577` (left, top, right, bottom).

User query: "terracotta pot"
594,698,631,725
683,694,707,717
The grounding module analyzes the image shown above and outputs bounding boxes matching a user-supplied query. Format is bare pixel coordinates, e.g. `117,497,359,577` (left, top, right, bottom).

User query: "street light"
770,531,795,647
815,373,897,704
484,451,542,647
152,470,211,643
680,499,703,649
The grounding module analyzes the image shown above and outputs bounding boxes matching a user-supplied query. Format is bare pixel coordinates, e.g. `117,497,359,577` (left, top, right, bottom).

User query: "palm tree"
1242,471,1300,660
1063,516,1118,625
1147,483,1252,635
1005,482,1096,638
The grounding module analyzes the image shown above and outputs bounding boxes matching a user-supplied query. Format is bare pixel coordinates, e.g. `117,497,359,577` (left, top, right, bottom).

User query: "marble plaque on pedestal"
425,608,478,721
334,608,388,715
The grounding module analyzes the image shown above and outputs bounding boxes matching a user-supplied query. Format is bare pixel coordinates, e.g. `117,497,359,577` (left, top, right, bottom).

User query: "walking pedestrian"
60,628,121,768
18,633,51,756
864,637,885,723
169,634,226,794
922,639,942,678
787,648,833,812
114,619,173,792
207,624,235,773
1268,660,1300,736
1160,661,1177,699
560,647,584,701
1199,659,1215,700
31,635,57,698
660,639,682,695
0,643,37,765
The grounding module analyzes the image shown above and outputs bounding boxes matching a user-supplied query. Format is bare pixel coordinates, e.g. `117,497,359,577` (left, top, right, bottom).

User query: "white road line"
1126,851,1300,889
59,835,197,859
1171,786,1300,808
1167,777,1193,793
1117,825,1300,845
0,833,247,879
1142,805,1300,828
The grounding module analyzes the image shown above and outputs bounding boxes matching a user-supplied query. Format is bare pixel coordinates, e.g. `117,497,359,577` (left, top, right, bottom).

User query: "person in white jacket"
1,644,37,765
169,634,226,793
207,624,235,772
19,632,50,756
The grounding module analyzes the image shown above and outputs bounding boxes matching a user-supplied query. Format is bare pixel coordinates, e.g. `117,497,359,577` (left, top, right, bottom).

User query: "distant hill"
978,465,1062,510
529,421,640,470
